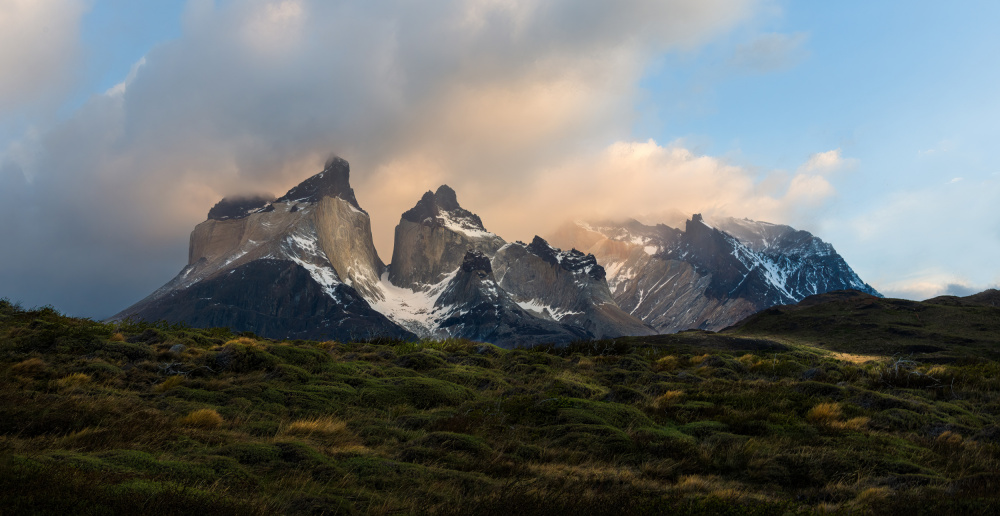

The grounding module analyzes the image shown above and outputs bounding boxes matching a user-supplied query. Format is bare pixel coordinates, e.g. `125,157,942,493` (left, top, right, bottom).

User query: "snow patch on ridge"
515,299,584,321
369,270,458,337
437,211,497,239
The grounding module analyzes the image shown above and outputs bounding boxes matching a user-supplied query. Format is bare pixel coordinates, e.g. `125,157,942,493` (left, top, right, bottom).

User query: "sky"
1,0,998,319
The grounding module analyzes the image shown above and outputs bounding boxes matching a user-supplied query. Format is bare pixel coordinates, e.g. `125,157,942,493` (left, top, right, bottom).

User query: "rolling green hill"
1,293,998,514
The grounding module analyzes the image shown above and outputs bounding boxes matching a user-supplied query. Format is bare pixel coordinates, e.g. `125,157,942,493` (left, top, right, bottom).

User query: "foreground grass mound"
1,298,999,514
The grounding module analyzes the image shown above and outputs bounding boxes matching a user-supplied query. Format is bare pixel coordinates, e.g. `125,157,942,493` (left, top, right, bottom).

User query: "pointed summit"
275,156,363,211
401,184,485,230
388,185,505,290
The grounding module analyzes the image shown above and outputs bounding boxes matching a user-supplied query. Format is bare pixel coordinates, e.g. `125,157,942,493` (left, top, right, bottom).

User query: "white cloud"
0,0,87,114
470,139,842,244
798,148,854,175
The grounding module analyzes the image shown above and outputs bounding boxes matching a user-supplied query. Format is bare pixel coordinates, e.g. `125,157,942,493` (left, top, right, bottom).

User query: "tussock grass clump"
806,402,869,431
55,372,91,390
10,357,46,376
179,408,223,429
109,332,126,342
153,375,184,393
652,390,685,409
282,417,348,438
806,402,842,425
224,336,262,348
653,355,680,371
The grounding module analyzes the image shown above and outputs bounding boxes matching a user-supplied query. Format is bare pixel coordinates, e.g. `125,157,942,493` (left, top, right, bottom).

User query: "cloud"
0,0,88,115
729,32,808,73
474,139,841,243
0,0,764,318
798,148,854,175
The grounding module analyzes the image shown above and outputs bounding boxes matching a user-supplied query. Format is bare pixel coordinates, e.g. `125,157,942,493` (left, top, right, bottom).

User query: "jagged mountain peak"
520,236,605,281
274,156,363,211
207,194,276,221
388,184,504,291
401,184,486,230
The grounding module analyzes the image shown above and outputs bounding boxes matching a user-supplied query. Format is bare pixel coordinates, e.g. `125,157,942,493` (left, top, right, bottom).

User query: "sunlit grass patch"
179,408,223,429
55,372,91,390
153,375,184,393
10,357,46,376
652,390,685,409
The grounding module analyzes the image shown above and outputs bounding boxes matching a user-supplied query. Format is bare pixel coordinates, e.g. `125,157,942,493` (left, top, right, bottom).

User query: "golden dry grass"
283,417,348,436
829,351,883,364
652,390,685,409
806,402,842,425
225,336,263,348
109,332,126,342
55,372,91,390
10,357,46,376
653,355,679,371
152,375,184,393
179,408,223,429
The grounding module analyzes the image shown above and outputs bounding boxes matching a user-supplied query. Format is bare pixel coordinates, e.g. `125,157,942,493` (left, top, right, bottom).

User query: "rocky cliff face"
387,185,505,291
431,251,590,346
113,158,413,341
491,236,656,338
549,215,880,333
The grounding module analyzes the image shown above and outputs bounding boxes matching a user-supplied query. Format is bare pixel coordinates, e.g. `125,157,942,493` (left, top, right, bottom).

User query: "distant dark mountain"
548,215,880,333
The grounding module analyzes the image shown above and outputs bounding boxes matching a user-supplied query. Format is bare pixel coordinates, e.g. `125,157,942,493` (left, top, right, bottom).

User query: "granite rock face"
387,185,506,291
432,251,591,347
113,158,412,341
492,237,656,339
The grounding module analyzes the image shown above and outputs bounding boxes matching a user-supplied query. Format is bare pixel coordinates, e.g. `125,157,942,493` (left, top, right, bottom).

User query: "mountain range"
114,157,879,346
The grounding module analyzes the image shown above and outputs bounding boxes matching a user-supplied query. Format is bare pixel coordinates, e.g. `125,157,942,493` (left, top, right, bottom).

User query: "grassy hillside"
1,296,999,514
727,290,1000,361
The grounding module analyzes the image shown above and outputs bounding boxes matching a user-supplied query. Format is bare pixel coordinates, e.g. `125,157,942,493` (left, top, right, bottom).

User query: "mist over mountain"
115,158,878,346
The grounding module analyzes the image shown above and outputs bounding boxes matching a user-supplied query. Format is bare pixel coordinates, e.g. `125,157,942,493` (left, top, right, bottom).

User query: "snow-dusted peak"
274,156,364,211
520,236,605,281
401,185,497,238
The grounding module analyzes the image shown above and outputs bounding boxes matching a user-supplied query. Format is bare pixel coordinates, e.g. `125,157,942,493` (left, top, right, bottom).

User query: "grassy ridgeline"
1,298,999,514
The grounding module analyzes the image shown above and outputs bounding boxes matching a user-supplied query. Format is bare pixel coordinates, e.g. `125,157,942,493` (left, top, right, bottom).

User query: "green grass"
1,297,999,514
